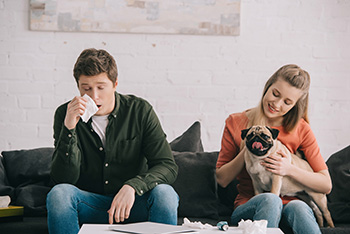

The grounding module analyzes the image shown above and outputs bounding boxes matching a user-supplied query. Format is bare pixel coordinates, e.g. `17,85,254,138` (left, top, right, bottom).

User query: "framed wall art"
29,0,240,36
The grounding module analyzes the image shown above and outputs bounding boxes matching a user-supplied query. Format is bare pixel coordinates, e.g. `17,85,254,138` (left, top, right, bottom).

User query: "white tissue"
182,218,214,229
0,195,11,208
238,219,267,234
80,94,98,123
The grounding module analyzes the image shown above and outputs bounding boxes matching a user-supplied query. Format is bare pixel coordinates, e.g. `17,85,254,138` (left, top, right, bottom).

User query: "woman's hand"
261,151,332,194
108,185,135,224
261,150,292,176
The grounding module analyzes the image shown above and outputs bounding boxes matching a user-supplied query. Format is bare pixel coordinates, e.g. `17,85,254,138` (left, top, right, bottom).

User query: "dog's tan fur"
242,125,334,228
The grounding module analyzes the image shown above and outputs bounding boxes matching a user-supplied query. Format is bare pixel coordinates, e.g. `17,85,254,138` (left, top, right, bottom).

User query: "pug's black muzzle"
246,135,273,156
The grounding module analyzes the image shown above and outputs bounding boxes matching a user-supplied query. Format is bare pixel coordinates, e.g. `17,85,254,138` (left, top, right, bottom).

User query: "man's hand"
108,185,135,224
64,96,87,130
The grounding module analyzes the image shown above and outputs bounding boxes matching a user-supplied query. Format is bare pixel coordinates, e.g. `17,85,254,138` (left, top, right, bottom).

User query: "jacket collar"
109,92,120,119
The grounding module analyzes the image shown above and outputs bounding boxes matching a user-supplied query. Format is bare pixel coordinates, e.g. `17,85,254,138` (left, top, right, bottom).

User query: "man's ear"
266,126,279,139
113,79,118,89
241,127,251,140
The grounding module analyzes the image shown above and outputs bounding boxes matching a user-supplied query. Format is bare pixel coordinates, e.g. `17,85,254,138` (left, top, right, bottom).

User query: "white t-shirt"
91,115,109,147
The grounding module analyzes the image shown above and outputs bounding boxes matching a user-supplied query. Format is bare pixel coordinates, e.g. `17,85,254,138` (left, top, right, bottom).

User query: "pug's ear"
266,126,279,139
241,127,251,140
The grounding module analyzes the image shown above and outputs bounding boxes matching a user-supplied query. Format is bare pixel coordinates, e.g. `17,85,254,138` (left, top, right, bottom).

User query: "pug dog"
241,125,334,228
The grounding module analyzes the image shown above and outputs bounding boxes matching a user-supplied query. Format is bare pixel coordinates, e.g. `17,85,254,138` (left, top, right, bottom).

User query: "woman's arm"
216,148,246,188
216,112,249,188
262,152,332,194
289,167,332,194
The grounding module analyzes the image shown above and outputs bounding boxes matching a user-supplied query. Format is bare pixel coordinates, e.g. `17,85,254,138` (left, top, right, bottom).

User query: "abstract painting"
29,0,240,36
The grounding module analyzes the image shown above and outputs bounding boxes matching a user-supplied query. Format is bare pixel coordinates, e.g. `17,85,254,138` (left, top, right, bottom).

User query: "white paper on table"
109,221,198,234
80,94,98,122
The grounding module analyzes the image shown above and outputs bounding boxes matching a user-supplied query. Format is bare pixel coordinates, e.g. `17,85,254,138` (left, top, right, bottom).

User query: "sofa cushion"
0,156,15,199
1,148,54,188
15,184,51,216
217,180,238,216
1,147,54,215
326,145,350,223
170,121,204,152
172,151,220,219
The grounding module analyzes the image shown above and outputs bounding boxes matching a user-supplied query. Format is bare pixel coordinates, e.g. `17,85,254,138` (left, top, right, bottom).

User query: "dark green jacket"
51,92,178,196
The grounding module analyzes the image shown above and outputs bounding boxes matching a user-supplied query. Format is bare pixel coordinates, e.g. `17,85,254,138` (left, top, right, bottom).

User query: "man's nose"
90,89,98,100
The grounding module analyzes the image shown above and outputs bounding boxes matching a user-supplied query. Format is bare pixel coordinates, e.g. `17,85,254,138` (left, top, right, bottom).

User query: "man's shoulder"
55,101,70,115
118,93,152,110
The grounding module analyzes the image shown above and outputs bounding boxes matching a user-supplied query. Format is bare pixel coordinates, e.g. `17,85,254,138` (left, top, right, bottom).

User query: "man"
47,48,179,234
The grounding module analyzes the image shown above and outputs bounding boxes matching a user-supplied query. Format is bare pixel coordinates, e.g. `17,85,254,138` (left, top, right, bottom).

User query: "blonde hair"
247,64,310,132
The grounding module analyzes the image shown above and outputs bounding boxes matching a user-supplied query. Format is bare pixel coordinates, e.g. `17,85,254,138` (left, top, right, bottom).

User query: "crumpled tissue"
182,217,214,229
0,195,11,208
238,219,267,234
80,94,99,123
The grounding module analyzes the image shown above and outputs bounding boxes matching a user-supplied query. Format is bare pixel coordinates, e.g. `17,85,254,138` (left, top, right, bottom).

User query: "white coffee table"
78,224,284,234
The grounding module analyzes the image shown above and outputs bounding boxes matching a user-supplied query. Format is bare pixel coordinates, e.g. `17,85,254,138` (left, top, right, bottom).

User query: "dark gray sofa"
1,122,349,234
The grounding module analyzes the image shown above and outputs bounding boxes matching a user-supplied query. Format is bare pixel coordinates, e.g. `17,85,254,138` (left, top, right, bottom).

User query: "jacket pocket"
114,135,142,163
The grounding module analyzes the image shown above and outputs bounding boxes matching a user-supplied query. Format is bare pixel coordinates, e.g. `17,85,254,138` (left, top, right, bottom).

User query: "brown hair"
73,48,118,85
247,64,311,132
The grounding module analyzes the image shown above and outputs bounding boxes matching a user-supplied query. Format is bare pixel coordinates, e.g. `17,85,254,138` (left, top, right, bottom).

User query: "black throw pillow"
1,147,54,215
0,156,15,199
170,121,204,152
172,151,220,219
326,145,350,223
1,147,54,188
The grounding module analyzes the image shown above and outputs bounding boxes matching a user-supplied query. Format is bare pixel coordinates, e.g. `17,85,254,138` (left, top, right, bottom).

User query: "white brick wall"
1,0,349,160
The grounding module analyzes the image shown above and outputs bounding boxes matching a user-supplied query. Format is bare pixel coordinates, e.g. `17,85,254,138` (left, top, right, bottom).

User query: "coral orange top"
216,111,328,209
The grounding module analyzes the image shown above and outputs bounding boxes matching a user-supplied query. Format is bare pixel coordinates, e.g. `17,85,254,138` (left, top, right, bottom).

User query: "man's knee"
149,184,179,208
47,184,77,210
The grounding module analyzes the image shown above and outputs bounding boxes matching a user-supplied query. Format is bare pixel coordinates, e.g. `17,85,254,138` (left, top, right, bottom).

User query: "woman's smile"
268,103,279,113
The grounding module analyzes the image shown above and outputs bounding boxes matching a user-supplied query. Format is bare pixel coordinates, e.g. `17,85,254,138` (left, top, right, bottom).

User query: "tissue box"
0,206,24,222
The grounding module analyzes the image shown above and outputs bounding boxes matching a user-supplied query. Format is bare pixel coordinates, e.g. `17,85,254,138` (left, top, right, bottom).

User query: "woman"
216,64,332,234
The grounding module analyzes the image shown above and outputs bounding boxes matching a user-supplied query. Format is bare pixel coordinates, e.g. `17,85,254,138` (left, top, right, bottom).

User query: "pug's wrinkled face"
241,126,279,157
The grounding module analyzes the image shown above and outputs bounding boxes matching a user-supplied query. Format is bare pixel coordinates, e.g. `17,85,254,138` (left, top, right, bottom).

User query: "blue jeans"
230,193,321,234
46,183,179,234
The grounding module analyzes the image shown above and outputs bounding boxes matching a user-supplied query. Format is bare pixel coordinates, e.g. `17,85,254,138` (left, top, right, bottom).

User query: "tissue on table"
238,219,267,234
80,94,99,123
182,217,214,229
